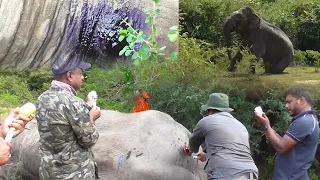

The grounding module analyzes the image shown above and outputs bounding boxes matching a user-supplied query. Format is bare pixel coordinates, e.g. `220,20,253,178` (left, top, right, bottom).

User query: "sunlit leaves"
153,0,160,4
118,0,178,65
155,9,161,16
168,26,179,42
119,45,129,56
145,17,152,24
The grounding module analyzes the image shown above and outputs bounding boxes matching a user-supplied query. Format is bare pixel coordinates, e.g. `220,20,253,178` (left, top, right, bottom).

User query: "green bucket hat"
201,93,234,112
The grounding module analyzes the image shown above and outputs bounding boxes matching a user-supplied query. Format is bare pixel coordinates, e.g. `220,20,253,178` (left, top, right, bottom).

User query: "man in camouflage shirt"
36,56,101,180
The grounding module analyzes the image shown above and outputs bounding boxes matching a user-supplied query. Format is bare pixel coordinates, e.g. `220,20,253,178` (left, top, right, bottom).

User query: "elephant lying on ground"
223,6,294,74
0,110,206,180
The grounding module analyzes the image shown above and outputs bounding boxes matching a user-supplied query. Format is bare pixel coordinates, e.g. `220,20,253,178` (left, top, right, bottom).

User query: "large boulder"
0,0,178,70
0,110,206,180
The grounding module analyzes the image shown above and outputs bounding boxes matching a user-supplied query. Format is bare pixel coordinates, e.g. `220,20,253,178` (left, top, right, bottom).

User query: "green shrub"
0,75,34,105
294,50,307,66
79,63,135,112
26,70,53,92
306,50,320,70
0,93,20,108
296,20,320,51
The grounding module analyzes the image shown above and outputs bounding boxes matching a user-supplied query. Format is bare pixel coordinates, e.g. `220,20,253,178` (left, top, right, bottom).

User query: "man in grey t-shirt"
255,85,319,180
184,93,258,180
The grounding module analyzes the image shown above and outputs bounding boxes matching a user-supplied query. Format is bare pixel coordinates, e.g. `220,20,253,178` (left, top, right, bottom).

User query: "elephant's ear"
248,14,260,29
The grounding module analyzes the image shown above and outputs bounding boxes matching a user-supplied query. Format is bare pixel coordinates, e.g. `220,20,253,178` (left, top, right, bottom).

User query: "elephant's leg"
250,42,266,74
268,56,292,74
262,61,273,74
227,51,243,72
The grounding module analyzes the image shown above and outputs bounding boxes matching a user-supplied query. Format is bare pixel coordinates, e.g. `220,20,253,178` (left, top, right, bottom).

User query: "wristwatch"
264,124,271,131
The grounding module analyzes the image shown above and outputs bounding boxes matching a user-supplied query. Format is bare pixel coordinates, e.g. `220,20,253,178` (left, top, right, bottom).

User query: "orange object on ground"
133,90,150,113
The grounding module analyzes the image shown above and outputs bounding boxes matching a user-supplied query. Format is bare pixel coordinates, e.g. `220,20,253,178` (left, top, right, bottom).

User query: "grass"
215,66,320,100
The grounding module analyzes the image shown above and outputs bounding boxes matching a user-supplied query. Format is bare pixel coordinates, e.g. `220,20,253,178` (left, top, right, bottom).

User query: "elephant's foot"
262,71,272,75
263,69,285,75
269,70,285,74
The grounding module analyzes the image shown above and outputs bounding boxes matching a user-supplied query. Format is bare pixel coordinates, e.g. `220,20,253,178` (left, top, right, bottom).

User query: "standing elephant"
223,6,294,74
0,110,206,180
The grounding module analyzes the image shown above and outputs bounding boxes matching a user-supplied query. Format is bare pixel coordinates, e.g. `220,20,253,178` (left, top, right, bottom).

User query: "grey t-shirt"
273,110,319,180
189,112,258,180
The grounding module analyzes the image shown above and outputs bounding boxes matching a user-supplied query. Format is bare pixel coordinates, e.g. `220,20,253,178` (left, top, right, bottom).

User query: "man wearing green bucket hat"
184,93,258,180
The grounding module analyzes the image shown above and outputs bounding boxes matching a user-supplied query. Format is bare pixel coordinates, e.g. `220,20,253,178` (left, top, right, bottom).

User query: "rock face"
0,0,178,70
0,110,206,180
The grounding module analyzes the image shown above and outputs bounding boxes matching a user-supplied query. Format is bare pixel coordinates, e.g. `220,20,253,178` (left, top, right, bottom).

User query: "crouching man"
184,93,258,180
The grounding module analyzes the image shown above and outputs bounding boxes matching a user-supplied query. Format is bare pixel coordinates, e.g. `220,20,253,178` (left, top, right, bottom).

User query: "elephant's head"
223,6,260,59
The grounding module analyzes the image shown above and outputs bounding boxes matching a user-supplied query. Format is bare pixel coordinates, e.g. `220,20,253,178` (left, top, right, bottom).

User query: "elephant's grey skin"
223,6,294,74
0,0,178,70
0,110,206,180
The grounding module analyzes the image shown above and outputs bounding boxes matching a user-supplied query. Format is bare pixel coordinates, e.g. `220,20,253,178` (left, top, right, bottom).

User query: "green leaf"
145,17,152,24
144,7,153,14
168,31,179,42
132,52,139,60
153,0,160,4
152,41,157,48
149,37,154,43
152,25,157,34
119,30,127,35
139,44,149,54
136,36,144,43
119,49,126,56
169,26,178,31
127,27,134,34
170,52,178,61
142,54,149,61
118,35,125,42
159,46,166,53
151,53,158,62
137,31,145,39
119,46,129,56
155,9,160,16
125,50,132,56
129,43,135,49
127,35,133,43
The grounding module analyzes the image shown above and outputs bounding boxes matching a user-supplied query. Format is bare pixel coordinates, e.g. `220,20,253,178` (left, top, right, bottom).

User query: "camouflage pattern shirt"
36,84,99,180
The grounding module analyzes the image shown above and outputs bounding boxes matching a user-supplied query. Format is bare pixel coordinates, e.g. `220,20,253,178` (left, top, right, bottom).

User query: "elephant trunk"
223,19,233,60
223,12,243,60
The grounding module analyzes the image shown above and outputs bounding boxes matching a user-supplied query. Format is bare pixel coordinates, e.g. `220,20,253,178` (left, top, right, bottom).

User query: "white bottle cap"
255,106,263,116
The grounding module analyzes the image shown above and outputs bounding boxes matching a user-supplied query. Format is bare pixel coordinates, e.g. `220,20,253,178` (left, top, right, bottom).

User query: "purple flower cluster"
66,2,146,59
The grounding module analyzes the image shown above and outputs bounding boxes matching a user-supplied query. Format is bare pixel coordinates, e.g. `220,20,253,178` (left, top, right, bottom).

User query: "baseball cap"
52,57,91,75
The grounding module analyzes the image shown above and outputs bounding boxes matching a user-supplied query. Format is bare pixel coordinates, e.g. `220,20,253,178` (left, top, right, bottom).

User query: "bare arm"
255,113,297,154
189,120,205,153
265,126,297,154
